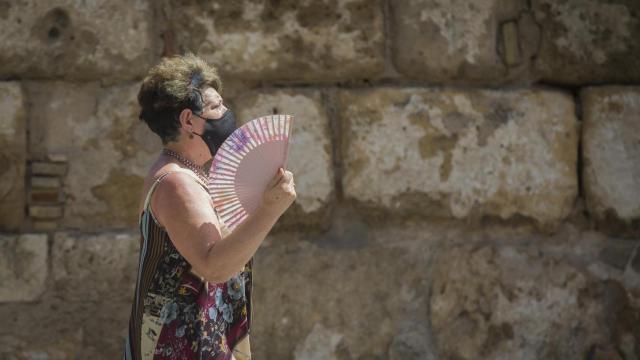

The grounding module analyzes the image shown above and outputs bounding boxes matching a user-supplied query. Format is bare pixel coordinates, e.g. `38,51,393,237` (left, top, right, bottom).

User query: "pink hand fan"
208,114,293,230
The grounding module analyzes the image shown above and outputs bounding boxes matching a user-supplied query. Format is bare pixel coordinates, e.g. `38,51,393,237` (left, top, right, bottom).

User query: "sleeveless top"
123,170,253,360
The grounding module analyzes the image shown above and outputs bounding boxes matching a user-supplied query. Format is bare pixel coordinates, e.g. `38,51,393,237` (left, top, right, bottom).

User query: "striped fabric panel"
125,173,176,359
125,170,211,359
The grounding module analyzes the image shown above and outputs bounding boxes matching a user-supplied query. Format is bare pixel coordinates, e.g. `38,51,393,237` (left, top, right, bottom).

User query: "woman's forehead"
201,87,221,102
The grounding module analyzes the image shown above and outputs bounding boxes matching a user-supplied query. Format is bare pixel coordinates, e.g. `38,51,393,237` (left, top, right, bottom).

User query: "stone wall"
0,0,639,359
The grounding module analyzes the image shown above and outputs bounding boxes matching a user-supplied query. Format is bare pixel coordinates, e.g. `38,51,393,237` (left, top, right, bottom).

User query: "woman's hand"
260,167,296,217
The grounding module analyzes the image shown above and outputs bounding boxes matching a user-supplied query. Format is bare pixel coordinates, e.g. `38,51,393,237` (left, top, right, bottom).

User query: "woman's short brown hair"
137,53,222,144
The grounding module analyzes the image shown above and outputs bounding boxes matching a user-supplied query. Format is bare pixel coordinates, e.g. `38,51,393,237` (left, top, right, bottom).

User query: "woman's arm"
153,168,295,283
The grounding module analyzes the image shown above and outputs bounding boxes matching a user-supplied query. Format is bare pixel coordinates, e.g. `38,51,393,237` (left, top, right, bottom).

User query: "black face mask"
192,109,237,157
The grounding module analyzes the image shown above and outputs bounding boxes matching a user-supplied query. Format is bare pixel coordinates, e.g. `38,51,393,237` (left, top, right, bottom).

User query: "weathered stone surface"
390,0,533,83
0,83,26,231
31,161,68,176
582,87,640,226
26,82,162,229
0,298,131,358
388,322,436,360
0,222,636,359
251,221,640,360
31,176,61,189
533,0,640,84
0,234,48,302
29,188,61,204
293,323,347,360
598,239,637,271
27,81,99,157
339,88,578,225
0,0,154,81
252,223,436,359
234,89,334,227
32,221,58,232
166,0,384,82
51,231,139,302
430,243,639,360
29,205,63,219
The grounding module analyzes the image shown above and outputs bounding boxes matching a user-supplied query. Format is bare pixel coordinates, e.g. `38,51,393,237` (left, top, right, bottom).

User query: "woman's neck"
163,141,210,168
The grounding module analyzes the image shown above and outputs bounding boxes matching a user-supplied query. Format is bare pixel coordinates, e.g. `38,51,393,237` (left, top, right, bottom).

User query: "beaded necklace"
162,148,209,184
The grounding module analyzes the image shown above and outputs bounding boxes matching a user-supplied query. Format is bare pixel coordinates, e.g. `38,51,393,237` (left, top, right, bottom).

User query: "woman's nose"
219,105,228,116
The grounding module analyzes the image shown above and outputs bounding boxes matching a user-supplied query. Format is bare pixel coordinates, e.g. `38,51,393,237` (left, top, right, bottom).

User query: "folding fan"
208,114,293,230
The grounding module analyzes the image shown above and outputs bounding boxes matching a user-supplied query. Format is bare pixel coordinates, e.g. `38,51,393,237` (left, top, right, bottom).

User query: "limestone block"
0,234,48,302
0,82,26,231
31,176,61,189
0,1,154,81
388,322,436,360
32,221,58,232
252,225,436,359
29,205,63,219
0,298,131,358
166,0,384,82
31,162,68,176
27,81,101,158
390,0,529,83
234,90,334,225
252,222,638,359
581,87,640,223
26,82,162,229
29,188,61,204
52,231,139,302
533,0,640,84
430,244,636,359
293,323,346,360
339,88,578,224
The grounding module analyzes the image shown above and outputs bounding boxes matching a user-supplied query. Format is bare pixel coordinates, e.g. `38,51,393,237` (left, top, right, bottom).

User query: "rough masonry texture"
582,86,640,225
0,82,25,231
533,0,640,84
391,0,640,85
391,0,531,84
165,0,385,82
251,224,640,360
1,1,639,359
26,82,161,229
0,0,155,82
52,232,139,302
339,88,578,225
430,242,639,360
0,234,48,302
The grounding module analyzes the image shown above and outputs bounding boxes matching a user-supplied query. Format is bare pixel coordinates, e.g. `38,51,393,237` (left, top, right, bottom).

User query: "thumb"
267,167,284,189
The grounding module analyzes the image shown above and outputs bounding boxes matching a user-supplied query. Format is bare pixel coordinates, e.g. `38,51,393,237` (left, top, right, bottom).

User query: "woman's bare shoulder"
138,159,184,214
151,170,212,224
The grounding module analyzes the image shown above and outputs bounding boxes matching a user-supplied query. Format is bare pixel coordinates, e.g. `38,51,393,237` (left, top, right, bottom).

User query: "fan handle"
282,115,294,170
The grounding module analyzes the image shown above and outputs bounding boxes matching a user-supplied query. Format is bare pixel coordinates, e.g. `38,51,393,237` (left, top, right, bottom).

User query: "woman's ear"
178,108,194,132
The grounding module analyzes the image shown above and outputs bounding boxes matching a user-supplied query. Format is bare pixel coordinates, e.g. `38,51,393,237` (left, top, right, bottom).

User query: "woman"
123,54,296,359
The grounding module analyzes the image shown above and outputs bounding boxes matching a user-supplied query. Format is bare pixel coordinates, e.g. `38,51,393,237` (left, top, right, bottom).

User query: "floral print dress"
124,170,252,360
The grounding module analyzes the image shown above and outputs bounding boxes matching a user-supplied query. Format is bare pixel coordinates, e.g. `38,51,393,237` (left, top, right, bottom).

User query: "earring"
189,131,194,139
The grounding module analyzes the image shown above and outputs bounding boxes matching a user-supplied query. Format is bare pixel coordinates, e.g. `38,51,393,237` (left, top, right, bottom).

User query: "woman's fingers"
261,168,297,214
274,169,293,188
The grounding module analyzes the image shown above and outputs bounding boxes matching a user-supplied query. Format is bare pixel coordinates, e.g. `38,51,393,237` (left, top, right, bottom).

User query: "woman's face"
197,87,227,120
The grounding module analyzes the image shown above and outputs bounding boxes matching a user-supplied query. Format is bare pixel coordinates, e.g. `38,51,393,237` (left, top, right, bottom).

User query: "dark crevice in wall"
572,89,588,220
22,82,30,233
380,0,401,79
322,89,344,202
245,80,593,95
